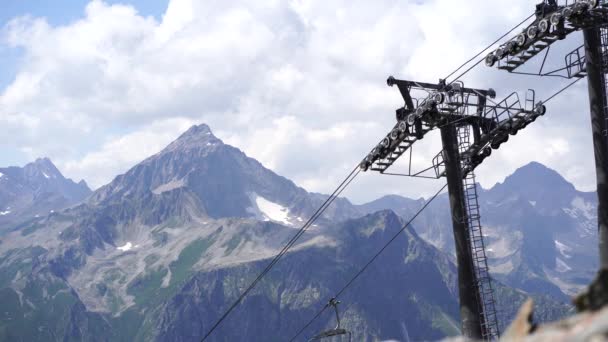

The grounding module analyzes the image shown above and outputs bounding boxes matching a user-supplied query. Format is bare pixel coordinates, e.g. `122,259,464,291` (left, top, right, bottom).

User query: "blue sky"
0,0,597,202
0,0,166,24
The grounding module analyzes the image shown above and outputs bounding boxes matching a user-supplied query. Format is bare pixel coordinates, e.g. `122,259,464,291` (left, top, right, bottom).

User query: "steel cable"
289,183,448,342
200,166,361,341
444,13,536,83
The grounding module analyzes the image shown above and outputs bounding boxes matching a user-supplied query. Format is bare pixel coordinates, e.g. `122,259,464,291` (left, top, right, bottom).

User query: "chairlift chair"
308,299,352,342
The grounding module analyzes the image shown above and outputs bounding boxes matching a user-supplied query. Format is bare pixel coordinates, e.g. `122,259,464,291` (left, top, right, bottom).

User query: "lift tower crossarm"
360,78,544,176
388,77,496,99
486,0,608,74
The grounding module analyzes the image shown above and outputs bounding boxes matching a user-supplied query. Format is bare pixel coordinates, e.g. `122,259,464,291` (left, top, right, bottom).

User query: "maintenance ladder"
457,125,500,340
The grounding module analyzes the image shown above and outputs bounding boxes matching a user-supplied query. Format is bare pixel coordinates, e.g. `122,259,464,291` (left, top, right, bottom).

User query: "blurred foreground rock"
442,299,608,341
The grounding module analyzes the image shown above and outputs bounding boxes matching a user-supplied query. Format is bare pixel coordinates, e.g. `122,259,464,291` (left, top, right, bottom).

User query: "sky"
0,0,598,203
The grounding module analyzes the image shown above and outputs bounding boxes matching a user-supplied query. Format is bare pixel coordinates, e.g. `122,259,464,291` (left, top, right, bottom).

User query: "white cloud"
60,117,195,187
0,0,598,201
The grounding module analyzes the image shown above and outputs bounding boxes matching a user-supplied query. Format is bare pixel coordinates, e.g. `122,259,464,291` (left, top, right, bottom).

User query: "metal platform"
488,0,608,76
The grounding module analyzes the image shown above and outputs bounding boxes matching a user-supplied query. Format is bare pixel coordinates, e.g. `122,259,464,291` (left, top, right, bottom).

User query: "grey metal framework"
602,28,608,118
359,76,546,340
486,0,608,78
486,0,608,307
360,78,544,177
584,24,608,282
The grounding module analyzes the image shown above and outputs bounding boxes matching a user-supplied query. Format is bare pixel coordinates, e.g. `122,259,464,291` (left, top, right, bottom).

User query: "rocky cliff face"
90,124,358,224
357,162,598,301
0,158,91,232
148,211,463,342
0,208,466,340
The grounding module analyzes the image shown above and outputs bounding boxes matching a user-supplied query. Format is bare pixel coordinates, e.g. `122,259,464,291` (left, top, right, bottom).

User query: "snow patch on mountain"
0,210,10,216
255,196,290,225
0,172,3,178
555,240,572,259
244,194,310,228
117,242,136,252
152,179,186,194
161,269,172,288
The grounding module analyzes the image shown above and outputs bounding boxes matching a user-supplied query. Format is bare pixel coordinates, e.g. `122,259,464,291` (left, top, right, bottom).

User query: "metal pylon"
457,125,500,340
601,27,608,137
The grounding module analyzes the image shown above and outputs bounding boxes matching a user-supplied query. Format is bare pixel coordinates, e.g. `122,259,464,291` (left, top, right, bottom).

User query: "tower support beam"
440,124,483,339
583,27,608,271
574,27,608,312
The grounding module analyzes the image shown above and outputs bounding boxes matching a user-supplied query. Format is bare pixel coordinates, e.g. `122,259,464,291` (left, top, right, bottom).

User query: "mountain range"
0,124,589,341
0,157,91,232
362,162,599,300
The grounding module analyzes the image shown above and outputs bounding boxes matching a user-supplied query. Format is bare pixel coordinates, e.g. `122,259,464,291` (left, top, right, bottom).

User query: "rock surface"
358,162,599,301
522,306,608,341
0,157,91,232
443,302,608,342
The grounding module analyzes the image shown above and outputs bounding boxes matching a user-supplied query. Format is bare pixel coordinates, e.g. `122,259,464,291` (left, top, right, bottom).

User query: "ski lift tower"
360,77,546,340
484,0,608,309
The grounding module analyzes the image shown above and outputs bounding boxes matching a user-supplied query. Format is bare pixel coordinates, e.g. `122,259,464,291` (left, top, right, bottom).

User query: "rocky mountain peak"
509,162,571,185
89,123,317,221
183,123,212,136
0,158,92,230
23,157,64,181
162,124,223,154
491,162,575,198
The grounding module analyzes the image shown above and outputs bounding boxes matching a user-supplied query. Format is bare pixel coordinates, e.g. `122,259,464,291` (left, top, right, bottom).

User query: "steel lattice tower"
485,0,608,309
360,78,545,339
